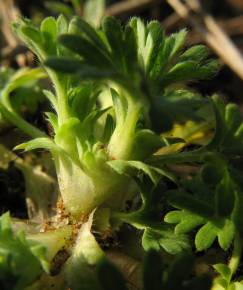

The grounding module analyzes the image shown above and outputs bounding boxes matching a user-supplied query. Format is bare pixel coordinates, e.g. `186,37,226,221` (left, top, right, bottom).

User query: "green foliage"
46,16,218,131
48,17,218,86
164,153,243,251
212,234,243,289
142,226,190,255
0,213,48,290
0,67,46,130
45,0,105,27
207,95,243,154
83,0,105,27
0,13,242,290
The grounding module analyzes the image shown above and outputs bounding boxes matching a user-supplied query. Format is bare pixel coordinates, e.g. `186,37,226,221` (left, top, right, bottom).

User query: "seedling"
0,15,243,290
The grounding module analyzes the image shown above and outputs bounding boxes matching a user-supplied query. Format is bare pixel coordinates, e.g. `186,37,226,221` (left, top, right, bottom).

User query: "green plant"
0,67,46,132
0,14,243,290
45,0,105,27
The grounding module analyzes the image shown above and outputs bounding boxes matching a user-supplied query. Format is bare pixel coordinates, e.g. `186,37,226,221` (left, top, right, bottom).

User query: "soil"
0,162,27,218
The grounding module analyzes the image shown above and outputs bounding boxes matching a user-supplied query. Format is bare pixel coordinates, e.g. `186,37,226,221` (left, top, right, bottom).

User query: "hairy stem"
228,233,242,277
108,100,142,160
46,69,70,125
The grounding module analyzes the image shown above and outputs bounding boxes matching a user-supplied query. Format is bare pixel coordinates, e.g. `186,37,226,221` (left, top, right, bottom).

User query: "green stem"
46,69,70,125
0,103,46,138
108,100,142,160
0,82,46,138
228,233,242,277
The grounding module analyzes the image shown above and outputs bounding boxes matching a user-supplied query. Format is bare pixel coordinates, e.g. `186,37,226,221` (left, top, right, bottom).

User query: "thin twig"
166,0,243,81
106,0,161,17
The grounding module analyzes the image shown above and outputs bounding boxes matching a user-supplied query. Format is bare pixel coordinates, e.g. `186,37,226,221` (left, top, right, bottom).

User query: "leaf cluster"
46,16,219,131
164,154,243,252
0,13,242,290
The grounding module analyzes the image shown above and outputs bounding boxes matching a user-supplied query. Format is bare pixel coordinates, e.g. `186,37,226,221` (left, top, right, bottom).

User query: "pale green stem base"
108,102,141,160
228,233,242,277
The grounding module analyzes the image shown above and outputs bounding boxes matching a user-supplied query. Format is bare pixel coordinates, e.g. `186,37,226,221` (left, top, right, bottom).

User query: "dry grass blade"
188,15,243,45
0,0,19,48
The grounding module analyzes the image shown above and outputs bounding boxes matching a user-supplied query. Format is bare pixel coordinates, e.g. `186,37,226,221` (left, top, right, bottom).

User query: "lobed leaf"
14,137,60,153
142,226,191,255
